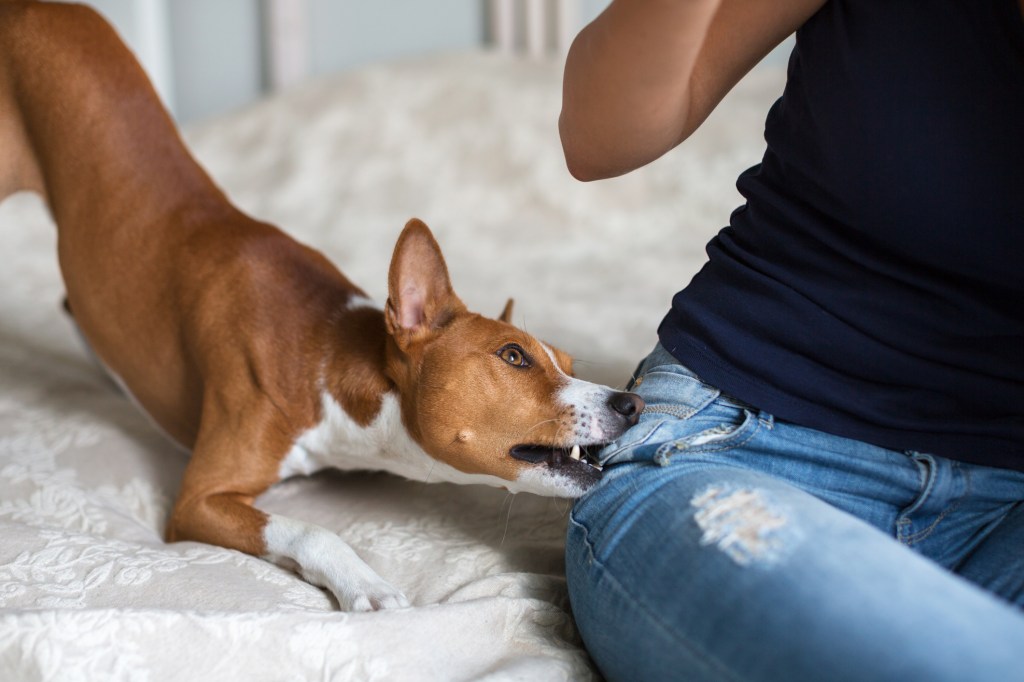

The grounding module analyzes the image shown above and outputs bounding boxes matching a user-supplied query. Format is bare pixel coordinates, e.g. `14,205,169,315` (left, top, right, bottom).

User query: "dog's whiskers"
421,458,438,487
520,418,563,439
499,492,515,549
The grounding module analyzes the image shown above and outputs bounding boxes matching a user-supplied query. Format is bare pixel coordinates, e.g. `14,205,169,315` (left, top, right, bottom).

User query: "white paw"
299,558,411,612
263,515,411,612
343,580,411,612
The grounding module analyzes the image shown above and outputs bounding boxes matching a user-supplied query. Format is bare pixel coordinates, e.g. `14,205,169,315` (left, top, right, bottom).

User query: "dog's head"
384,219,643,497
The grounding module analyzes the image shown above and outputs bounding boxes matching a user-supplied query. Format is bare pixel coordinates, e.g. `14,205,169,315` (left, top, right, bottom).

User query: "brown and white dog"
0,2,643,610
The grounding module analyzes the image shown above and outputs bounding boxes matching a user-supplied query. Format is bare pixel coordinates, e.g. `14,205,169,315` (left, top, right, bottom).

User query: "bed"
0,51,784,680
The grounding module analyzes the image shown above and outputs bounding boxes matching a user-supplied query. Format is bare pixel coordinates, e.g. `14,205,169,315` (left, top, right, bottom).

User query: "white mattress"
0,51,785,680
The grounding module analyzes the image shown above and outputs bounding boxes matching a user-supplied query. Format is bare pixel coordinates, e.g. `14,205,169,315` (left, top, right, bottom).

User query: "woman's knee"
566,462,789,680
565,525,732,681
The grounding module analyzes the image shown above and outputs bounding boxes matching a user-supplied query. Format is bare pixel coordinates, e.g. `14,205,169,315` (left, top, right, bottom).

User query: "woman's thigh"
568,457,1024,682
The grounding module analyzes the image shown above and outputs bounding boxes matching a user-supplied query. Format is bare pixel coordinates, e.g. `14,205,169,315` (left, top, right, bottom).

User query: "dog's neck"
318,296,397,427
283,307,515,489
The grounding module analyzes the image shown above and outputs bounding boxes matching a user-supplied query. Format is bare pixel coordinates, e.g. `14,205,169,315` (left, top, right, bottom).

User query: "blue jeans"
566,344,1024,681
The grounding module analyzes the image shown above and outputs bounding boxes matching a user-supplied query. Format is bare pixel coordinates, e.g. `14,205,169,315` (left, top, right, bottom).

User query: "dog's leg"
261,514,410,611
166,398,409,611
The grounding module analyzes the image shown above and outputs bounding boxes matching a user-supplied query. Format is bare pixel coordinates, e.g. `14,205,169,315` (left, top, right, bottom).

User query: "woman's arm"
559,0,826,181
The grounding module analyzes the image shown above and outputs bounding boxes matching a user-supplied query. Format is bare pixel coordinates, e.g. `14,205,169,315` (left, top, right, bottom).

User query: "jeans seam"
903,461,971,546
693,417,761,454
904,502,960,545
568,511,745,682
899,454,939,544
643,404,698,419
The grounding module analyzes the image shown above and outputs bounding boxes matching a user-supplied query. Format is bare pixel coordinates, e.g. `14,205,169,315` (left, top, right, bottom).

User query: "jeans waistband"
629,343,724,419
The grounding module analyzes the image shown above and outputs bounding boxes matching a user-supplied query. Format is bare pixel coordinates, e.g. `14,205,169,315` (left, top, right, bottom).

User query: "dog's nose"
608,391,645,426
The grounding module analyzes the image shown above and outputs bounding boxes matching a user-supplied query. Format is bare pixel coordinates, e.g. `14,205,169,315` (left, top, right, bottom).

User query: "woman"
559,1,1024,679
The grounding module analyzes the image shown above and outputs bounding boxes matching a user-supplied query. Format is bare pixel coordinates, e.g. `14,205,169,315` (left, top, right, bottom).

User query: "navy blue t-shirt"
659,0,1024,470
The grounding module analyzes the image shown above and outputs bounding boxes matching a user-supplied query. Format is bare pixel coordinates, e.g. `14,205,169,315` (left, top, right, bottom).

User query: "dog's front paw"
309,545,411,612
262,515,411,612
329,569,409,610
342,577,411,612
299,554,411,612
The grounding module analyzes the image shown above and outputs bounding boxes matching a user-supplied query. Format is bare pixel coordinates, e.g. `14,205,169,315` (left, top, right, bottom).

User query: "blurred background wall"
79,0,793,124
80,0,613,123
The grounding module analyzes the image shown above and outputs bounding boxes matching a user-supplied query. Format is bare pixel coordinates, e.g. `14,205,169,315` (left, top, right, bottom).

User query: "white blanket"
0,52,784,680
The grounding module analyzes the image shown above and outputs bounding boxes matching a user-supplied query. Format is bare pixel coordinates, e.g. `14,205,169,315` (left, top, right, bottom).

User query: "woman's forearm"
559,0,723,181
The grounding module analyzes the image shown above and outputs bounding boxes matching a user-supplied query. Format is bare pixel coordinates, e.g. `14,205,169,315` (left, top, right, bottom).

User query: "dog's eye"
498,344,530,368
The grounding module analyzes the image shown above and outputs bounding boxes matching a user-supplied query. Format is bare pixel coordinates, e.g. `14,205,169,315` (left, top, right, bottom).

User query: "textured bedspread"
0,52,783,680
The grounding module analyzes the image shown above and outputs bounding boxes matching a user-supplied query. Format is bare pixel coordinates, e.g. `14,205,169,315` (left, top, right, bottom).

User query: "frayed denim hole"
654,442,678,467
690,484,800,567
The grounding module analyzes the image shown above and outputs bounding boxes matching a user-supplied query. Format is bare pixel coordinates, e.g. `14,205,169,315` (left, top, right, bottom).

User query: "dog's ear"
498,298,514,324
386,218,464,348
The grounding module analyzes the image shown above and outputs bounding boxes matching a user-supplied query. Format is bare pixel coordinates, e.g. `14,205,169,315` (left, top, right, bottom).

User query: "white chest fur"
278,390,516,490
279,390,429,480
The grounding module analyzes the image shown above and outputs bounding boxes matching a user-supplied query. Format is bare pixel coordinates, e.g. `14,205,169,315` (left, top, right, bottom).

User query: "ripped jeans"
566,344,1024,682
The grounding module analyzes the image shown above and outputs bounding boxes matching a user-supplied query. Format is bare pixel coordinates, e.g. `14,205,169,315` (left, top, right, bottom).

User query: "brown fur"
0,3,364,552
1,3,632,566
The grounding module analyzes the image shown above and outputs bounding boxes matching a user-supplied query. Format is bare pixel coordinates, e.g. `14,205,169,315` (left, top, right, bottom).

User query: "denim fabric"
567,344,1024,682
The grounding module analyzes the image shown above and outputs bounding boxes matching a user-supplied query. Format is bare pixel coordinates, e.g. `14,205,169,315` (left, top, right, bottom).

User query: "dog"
0,1,643,610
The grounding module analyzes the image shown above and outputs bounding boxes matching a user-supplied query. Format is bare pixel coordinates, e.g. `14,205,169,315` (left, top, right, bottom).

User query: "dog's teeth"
570,444,581,461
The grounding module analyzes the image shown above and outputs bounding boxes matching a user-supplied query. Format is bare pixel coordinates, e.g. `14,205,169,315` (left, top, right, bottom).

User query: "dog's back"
0,2,362,446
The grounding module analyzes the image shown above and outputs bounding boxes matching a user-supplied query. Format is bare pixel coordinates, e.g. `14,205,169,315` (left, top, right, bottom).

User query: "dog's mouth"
509,443,604,473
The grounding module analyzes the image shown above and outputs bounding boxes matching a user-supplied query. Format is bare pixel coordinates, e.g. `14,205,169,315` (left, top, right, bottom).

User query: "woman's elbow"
561,145,647,182
559,115,624,182
559,111,691,182
563,151,609,182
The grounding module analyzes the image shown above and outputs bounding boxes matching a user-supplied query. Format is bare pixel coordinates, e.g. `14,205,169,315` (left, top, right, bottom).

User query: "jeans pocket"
599,398,765,467
650,402,764,465
597,413,673,466
598,353,769,467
